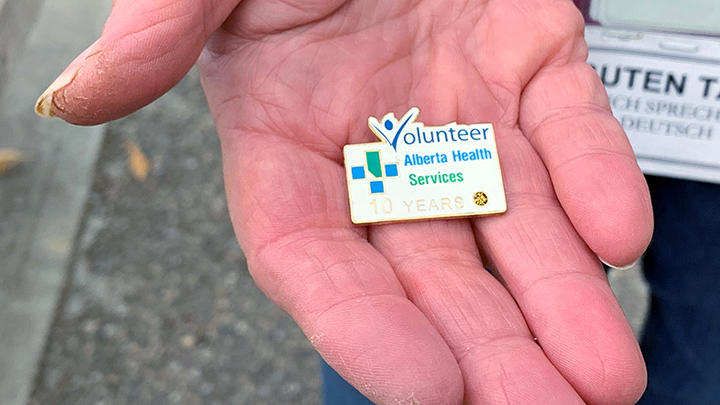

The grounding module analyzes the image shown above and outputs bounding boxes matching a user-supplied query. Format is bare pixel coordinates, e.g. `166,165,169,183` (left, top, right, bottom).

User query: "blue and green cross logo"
351,150,399,194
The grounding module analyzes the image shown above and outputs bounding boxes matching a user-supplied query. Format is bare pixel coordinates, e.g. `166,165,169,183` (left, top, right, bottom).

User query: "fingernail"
600,257,641,271
35,39,100,118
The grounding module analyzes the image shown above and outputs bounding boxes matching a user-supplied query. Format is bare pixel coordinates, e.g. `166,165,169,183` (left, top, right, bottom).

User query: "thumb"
35,0,240,125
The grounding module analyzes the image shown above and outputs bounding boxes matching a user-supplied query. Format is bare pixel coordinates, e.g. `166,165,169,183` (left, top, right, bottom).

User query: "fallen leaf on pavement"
180,334,196,349
0,149,27,176
122,141,150,182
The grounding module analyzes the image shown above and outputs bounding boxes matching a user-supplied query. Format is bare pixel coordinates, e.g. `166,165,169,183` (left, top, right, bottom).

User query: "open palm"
40,0,654,403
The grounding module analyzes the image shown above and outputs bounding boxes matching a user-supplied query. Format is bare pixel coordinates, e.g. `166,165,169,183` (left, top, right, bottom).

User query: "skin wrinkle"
534,122,623,160
234,0,417,43
245,1,498,146
304,288,407,329
249,150,348,219
199,0,222,41
343,340,411,378
220,91,288,138
523,65,604,112
441,293,522,348
498,362,513,405
550,147,637,177
517,272,607,311
495,150,553,192
312,337,450,403
306,82,351,150
223,39,388,153
250,227,365,268
358,55,413,111
525,287,641,402
253,245,402,318
306,82,340,126
464,41,521,129
393,244,482,265
502,190,562,212
242,156,349,229
247,41,293,92
532,1,584,66
455,335,536,369
271,0,327,15
225,4,508,157
305,251,377,292
522,104,614,145
582,119,617,146
592,342,607,392
444,317,490,359
254,94,293,131
478,236,534,286
131,9,199,40
478,3,584,112
310,296,452,373
234,0,352,40
371,231,532,370
504,224,546,271
417,0,485,34
402,269,483,312
111,9,204,62
118,0,194,22
534,121,619,157
249,175,313,223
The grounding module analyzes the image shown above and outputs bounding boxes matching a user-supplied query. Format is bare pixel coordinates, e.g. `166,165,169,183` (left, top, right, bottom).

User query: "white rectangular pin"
344,108,507,224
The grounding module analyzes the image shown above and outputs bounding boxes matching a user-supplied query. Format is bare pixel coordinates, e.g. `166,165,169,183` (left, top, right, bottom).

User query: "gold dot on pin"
473,192,488,206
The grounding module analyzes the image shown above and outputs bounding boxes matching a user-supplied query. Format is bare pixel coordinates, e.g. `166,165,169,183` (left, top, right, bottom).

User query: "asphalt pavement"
26,67,322,405
0,0,321,403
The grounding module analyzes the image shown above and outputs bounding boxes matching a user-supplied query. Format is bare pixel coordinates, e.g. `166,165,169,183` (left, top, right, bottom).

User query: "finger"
474,0,653,266
369,221,584,404
221,132,464,405
35,0,240,125
473,129,646,405
520,61,653,268
464,0,647,399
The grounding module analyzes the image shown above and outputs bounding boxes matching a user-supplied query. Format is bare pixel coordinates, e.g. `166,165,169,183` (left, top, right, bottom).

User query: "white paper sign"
343,108,506,224
589,0,720,35
586,26,720,183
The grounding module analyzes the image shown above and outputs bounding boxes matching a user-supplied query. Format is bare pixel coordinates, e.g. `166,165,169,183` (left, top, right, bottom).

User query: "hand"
37,0,654,403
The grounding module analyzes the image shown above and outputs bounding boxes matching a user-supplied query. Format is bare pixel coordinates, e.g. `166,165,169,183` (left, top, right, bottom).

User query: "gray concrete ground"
0,0,44,98
26,68,322,405
0,0,108,403
0,0,650,404
609,265,650,340
0,0,322,403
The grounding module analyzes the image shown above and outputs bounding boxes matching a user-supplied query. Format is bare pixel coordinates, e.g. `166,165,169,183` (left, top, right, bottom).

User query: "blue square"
351,166,365,180
384,164,398,177
369,181,384,194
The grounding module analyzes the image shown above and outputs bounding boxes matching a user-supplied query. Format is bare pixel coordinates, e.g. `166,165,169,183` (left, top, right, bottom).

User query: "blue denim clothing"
322,176,720,404
321,359,376,405
638,176,720,404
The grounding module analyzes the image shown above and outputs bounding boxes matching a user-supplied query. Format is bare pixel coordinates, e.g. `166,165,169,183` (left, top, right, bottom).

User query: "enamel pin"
343,108,507,224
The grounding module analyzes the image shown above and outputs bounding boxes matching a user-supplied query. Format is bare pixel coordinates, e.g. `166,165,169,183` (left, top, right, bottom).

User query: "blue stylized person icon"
368,107,420,152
